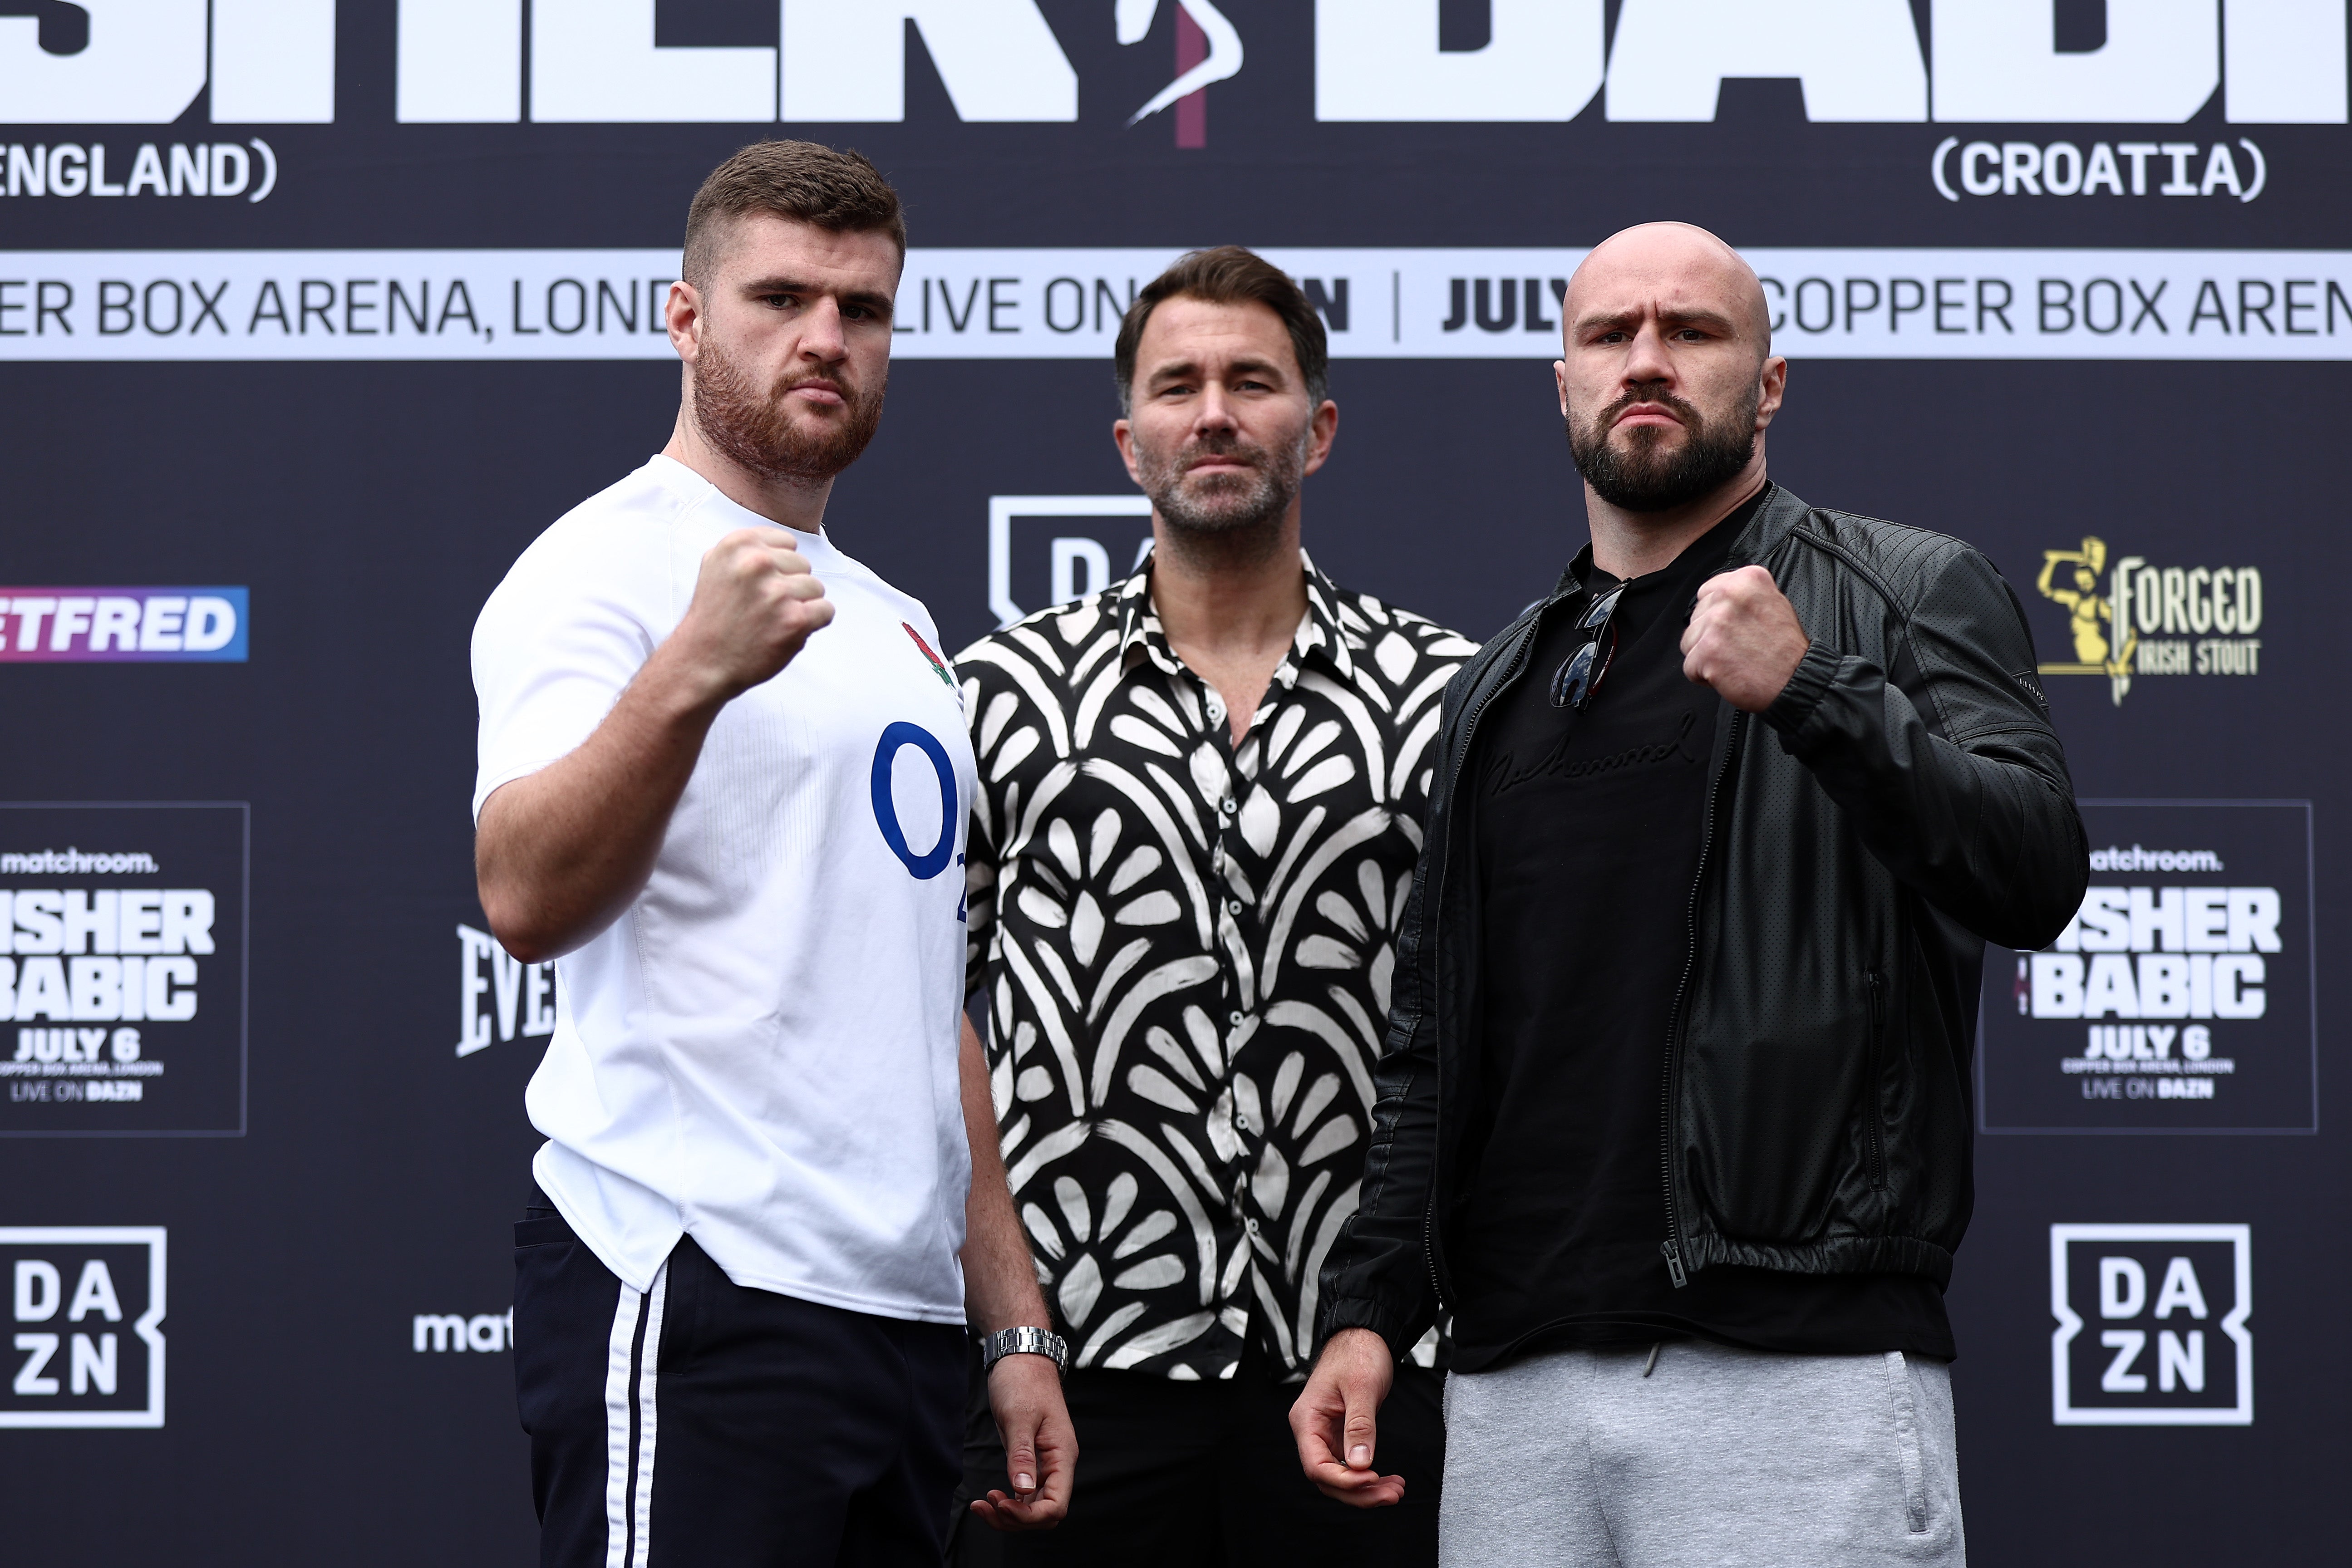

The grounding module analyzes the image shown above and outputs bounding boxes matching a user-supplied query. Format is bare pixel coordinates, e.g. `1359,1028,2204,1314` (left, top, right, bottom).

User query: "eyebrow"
1573,306,1741,338
1146,353,1289,386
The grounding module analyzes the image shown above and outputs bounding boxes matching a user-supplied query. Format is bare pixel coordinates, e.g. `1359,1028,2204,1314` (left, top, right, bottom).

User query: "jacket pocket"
1862,970,1890,1191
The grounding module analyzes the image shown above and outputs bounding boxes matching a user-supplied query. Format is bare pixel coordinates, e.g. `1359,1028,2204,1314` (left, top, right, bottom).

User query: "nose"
1621,318,1676,389
798,296,849,364
1193,380,1240,436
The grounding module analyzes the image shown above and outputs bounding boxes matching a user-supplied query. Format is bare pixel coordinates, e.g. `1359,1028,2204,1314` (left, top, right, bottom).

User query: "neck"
1148,502,1308,664
1584,457,1768,580
662,405,834,534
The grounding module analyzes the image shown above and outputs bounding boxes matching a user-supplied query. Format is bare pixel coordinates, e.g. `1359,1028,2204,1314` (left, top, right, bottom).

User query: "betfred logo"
0,589,246,663
1,1227,165,1429
2052,1224,2251,1425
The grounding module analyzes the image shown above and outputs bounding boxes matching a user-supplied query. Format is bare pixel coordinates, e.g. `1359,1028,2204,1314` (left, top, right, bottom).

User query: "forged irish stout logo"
0,804,247,1136
1979,801,2314,1134
2052,1224,2251,1425
2034,537,2262,706
1,1228,166,1429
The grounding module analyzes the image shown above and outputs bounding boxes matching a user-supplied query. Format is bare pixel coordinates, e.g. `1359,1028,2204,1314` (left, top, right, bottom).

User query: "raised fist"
1681,564,1810,713
672,527,836,701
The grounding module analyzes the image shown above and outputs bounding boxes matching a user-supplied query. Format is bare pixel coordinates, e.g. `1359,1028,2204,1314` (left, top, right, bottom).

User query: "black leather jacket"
1315,484,2088,1359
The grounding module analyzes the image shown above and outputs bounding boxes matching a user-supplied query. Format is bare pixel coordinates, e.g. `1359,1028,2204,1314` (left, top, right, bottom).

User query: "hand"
969,1353,1076,1531
1682,564,1810,713
666,527,835,703
1289,1328,1405,1509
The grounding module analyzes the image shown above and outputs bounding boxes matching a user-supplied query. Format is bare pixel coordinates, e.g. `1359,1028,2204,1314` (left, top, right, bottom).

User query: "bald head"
1565,222,1771,363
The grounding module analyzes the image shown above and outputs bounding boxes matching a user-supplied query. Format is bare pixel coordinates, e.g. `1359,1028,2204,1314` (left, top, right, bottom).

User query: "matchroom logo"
2052,1224,2250,1426
2,1227,165,1429
1978,800,2315,1134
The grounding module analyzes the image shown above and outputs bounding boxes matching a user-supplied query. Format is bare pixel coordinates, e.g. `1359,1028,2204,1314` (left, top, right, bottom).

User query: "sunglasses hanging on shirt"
1550,582,1626,710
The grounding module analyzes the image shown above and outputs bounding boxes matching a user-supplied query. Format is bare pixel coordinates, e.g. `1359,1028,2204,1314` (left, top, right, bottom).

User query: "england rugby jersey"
472,455,978,1322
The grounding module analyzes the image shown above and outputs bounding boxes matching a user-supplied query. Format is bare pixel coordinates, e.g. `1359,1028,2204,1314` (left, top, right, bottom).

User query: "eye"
758,292,797,310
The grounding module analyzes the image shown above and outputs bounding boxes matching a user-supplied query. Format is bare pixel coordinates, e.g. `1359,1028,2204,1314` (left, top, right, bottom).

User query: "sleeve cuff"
1314,1296,1415,1364
1762,639,1841,738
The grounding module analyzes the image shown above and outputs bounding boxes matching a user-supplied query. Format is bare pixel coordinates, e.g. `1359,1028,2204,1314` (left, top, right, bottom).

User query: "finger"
1310,1470,1408,1508
772,573,828,602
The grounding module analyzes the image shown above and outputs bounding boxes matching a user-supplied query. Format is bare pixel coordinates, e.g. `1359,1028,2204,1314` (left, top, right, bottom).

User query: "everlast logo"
2,3,2341,129
2033,537,2263,706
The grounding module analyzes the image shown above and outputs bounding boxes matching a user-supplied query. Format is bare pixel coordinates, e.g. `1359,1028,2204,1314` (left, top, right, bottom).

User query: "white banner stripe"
0,248,2347,361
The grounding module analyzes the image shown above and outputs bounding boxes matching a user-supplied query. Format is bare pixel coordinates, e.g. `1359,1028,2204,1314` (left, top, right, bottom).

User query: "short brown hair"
1114,246,1330,416
682,140,906,289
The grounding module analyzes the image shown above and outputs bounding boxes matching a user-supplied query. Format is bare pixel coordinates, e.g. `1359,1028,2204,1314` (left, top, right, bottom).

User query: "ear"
1753,354,1788,430
1555,360,1571,418
1112,417,1143,487
1302,398,1339,478
667,280,704,363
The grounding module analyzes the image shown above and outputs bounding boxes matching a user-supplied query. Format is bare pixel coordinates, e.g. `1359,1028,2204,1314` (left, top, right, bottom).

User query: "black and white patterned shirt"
956,554,1476,1380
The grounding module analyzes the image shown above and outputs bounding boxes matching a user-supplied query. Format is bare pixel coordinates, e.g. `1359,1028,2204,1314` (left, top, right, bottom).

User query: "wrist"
640,632,738,722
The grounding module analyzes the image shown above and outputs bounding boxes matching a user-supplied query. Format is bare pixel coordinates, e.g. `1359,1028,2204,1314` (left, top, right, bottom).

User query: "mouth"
1613,403,1685,430
782,381,847,408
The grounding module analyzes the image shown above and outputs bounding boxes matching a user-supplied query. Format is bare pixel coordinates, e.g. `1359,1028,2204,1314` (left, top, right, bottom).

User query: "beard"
690,335,885,486
1131,423,1309,551
1566,381,1758,512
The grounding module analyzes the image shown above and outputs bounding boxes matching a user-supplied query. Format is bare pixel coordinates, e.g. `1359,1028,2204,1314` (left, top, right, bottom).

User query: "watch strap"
981,1325,1068,1377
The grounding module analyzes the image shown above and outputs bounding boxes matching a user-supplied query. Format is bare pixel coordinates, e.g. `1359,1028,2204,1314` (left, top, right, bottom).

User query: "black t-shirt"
1448,497,1954,1372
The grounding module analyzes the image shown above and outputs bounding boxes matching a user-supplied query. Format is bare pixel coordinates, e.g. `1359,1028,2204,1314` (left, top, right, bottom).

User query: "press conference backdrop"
0,4,2342,1562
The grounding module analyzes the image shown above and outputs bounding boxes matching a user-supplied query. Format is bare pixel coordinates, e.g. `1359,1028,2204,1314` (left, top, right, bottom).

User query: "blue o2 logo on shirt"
870,722,958,881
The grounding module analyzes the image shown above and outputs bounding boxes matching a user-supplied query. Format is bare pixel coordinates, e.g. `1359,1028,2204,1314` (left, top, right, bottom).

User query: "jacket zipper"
1661,708,1744,1288
1863,970,1889,1189
1418,615,1543,1313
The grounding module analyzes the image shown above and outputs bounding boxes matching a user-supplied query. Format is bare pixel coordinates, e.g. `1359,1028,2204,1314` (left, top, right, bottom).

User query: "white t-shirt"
472,455,977,1322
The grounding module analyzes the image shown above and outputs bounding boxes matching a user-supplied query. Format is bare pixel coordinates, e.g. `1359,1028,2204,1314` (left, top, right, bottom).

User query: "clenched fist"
669,527,836,702
1681,564,1810,713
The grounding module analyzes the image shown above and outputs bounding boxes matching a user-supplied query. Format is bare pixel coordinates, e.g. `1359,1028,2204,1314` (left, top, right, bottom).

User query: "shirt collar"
1114,547,1357,687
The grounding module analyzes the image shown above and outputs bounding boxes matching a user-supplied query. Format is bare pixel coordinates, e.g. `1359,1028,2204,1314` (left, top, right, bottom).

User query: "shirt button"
1229,1010,1245,1026
1220,797,1237,815
1246,1218,1260,1234
1227,899,1244,915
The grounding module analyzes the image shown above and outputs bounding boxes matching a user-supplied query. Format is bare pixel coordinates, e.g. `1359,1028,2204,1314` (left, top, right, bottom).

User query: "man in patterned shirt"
950,248,1475,1563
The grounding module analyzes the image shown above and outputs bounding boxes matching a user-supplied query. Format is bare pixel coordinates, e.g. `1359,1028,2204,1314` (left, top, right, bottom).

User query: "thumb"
1343,1383,1379,1471
1005,1428,1038,1495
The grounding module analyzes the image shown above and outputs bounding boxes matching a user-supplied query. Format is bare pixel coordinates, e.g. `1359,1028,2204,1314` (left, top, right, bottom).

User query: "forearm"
1766,643,2086,947
958,1014,1050,1334
475,645,728,962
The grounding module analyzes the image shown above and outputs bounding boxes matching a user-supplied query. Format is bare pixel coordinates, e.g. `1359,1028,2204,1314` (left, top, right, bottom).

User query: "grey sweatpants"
1439,1340,1964,1567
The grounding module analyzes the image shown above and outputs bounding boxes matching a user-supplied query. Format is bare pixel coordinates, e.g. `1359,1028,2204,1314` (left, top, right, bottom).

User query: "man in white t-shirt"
473,141,1073,1567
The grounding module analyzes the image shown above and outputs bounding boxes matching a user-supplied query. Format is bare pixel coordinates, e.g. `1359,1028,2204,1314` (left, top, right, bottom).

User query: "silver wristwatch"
980,1325,1069,1378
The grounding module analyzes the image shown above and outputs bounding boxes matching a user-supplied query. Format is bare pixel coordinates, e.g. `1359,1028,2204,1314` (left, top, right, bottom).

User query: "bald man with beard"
1290,224,2086,1564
